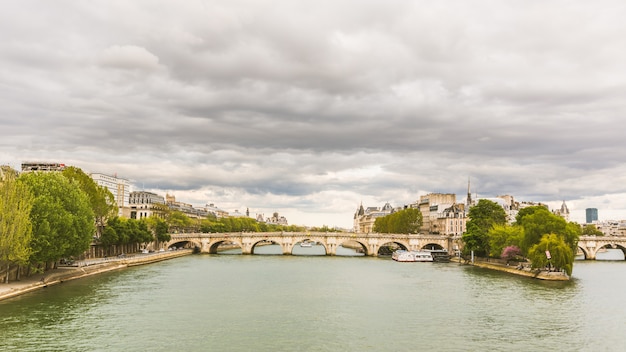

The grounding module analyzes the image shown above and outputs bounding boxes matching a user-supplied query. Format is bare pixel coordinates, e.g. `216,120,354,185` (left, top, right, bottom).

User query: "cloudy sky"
2,1,626,228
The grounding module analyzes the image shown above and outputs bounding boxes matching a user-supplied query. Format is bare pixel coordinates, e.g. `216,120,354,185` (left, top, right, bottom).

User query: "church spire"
467,177,472,207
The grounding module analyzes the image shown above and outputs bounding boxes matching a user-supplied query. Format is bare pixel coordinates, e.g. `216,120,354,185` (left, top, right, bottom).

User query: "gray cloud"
2,0,626,226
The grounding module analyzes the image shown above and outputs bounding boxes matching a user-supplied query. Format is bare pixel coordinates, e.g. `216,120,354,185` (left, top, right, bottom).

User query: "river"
1,252,625,351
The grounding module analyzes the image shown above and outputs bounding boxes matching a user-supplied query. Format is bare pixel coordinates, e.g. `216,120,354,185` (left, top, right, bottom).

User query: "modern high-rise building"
586,208,598,223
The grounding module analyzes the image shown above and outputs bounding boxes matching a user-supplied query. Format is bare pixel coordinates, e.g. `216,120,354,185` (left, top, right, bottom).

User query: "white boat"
300,241,313,247
392,250,433,262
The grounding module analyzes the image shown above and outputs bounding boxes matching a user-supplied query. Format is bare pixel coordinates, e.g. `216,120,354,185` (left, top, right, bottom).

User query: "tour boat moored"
392,250,433,262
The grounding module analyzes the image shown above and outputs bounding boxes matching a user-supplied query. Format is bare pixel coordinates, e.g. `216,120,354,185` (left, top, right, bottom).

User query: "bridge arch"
251,239,282,255
337,240,368,256
594,243,626,260
422,243,445,251
577,246,590,260
165,239,201,251
292,240,327,255
209,240,244,254
378,241,409,256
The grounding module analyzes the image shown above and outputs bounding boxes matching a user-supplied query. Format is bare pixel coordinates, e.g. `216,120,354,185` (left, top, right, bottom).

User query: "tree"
167,211,193,232
374,208,422,234
62,167,117,238
373,215,390,233
20,172,95,265
145,216,170,245
462,199,507,256
0,168,34,283
516,206,580,254
527,233,574,276
488,224,524,258
501,245,522,262
581,224,603,236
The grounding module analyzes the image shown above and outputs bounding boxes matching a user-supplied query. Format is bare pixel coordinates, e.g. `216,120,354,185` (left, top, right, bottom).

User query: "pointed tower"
466,177,472,207
559,200,570,221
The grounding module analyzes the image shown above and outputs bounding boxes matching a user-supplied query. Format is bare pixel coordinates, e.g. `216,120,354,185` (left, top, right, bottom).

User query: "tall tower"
466,177,472,207
585,208,598,223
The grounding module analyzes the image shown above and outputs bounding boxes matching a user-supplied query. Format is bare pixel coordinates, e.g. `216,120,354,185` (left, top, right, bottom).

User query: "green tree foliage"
0,168,34,282
144,216,170,244
373,216,390,233
101,217,153,246
373,208,423,234
488,224,524,258
581,224,603,236
167,211,194,232
308,225,340,232
62,166,117,238
20,172,95,264
462,199,507,256
527,233,574,275
516,206,580,254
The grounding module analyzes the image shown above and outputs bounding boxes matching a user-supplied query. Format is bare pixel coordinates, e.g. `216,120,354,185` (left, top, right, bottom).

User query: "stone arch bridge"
577,236,626,260
164,232,462,256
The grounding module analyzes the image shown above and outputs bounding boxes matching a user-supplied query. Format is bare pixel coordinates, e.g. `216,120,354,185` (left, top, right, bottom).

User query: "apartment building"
90,173,130,216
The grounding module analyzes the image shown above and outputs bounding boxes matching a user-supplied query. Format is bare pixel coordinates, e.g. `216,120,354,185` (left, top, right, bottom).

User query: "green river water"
0,252,624,351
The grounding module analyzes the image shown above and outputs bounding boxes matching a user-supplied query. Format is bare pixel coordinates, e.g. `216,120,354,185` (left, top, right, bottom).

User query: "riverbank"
0,249,193,302
453,257,570,281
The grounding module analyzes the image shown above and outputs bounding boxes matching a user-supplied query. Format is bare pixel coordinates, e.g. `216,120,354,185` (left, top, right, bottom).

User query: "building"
553,201,570,221
166,194,209,219
586,208,598,224
90,173,130,216
205,203,228,218
21,161,66,172
127,191,166,219
353,202,394,233
416,193,458,235
431,203,467,236
257,211,288,225
594,220,626,236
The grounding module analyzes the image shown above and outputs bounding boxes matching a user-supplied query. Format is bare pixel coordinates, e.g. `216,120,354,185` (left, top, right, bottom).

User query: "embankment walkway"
0,249,192,302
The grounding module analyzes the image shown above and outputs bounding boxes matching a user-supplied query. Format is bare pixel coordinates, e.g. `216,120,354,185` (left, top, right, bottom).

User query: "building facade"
416,193,458,235
586,208,599,224
127,191,166,219
90,173,130,216
166,194,209,219
353,202,394,233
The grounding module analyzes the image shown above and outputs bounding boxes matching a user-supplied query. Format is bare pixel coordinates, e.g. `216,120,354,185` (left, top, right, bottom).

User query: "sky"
2,0,626,228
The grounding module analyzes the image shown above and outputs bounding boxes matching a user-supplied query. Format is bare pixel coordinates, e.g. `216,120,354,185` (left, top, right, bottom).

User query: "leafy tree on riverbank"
0,167,34,283
144,216,170,246
373,208,423,234
527,233,574,275
488,224,524,258
100,217,153,248
462,199,507,256
516,206,580,254
19,172,95,266
62,167,117,238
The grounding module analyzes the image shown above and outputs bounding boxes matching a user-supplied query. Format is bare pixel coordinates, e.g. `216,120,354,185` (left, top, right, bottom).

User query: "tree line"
1,165,340,283
373,208,423,234
1,166,102,282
